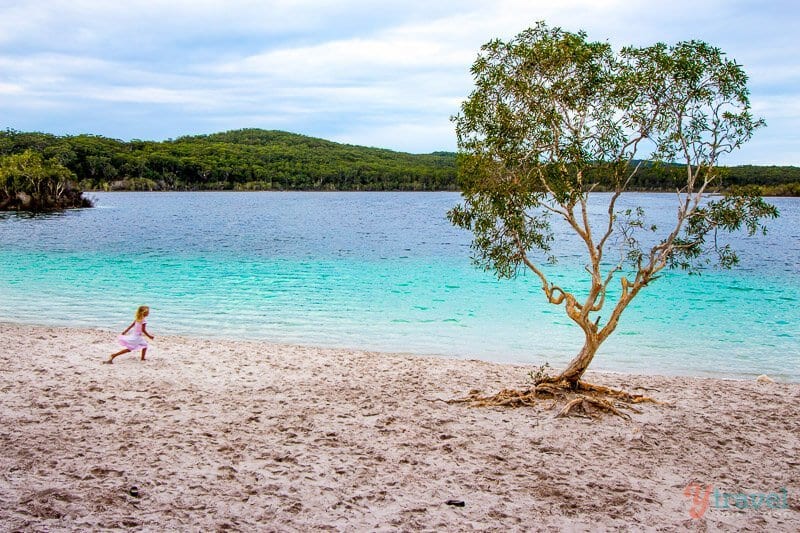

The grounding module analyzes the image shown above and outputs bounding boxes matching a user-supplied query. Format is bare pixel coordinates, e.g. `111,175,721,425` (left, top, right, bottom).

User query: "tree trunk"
552,336,600,387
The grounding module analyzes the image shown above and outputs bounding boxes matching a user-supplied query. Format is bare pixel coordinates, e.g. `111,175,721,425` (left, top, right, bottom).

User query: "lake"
1,192,797,380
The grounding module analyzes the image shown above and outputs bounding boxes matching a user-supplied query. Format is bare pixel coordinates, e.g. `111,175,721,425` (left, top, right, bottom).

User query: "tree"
448,23,778,415
0,150,90,211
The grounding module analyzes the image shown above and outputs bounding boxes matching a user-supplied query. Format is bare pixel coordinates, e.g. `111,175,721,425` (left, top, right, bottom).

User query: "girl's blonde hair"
135,305,150,321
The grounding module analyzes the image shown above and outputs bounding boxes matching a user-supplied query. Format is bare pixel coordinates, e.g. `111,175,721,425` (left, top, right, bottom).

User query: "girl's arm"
121,321,135,334
142,323,154,340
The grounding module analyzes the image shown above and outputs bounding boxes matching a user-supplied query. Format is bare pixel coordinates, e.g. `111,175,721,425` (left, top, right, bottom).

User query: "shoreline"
2,322,798,529
81,189,799,197
1,320,795,384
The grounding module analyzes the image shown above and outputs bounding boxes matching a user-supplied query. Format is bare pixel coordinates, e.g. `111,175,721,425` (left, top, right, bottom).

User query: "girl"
105,305,154,364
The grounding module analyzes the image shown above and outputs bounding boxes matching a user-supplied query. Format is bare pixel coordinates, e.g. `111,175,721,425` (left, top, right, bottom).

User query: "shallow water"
1,191,797,380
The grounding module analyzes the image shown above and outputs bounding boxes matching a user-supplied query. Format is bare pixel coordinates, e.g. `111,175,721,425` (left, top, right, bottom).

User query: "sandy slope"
0,322,797,531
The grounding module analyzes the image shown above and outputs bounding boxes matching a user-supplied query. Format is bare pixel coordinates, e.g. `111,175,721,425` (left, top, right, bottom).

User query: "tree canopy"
448,22,779,413
0,150,91,211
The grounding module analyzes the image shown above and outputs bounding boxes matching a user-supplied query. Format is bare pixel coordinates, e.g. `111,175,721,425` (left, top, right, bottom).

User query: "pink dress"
118,320,148,350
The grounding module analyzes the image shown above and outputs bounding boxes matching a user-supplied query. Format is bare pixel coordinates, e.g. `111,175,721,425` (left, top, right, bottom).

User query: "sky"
1,0,798,164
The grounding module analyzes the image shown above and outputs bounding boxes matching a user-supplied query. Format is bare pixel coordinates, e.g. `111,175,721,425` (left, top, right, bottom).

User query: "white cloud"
0,82,23,95
0,0,798,163
83,86,217,106
331,120,456,153
752,96,800,120
217,37,469,80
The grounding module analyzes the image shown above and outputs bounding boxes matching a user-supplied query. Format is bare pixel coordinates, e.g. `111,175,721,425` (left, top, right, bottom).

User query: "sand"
0,322,797,531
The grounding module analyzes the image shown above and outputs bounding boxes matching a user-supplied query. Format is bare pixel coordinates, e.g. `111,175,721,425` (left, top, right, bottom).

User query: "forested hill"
0,129,458,191
1,128,798,194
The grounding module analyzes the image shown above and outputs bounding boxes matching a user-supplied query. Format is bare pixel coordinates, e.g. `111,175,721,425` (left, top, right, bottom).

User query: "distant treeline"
623,162,800,196
0,128,797,197
0,128,457,192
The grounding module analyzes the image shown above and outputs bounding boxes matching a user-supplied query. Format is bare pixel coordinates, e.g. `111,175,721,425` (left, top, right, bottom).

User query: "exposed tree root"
572,381,660,404
556,396,632,420
459,388,540,408
449,379,661,419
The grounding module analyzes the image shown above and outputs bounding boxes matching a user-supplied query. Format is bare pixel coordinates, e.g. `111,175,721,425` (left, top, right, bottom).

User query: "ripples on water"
0,192,797,380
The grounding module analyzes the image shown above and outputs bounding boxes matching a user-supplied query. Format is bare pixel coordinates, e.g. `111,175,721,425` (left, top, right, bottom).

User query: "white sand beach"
0,322,797,531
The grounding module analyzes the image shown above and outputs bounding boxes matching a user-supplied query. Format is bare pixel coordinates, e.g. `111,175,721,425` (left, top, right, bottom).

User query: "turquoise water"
1,192,797,380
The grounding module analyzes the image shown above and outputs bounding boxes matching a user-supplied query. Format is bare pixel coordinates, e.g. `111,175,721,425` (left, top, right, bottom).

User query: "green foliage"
0,150,91,211
528,362,552,383
669,191,779,270
450,22,645,277
449,22,777,279
0,128,457,192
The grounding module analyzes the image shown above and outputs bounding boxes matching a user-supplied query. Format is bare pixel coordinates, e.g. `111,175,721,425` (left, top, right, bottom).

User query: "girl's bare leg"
141,348,147,361
105,349,130,364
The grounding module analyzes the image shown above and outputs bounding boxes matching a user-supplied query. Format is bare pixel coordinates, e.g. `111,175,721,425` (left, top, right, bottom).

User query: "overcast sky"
1,0,798,164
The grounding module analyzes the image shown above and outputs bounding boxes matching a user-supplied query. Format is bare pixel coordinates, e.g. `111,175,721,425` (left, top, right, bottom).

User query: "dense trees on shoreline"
623,162,800,196
0,150,92,211
0,128,797,199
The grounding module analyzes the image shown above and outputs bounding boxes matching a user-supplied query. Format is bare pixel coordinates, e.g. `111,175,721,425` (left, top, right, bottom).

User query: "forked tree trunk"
548,280,640,388
551,335,600,387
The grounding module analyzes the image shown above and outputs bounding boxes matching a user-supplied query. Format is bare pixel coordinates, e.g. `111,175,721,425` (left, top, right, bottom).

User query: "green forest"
1,128,798,205
0,129,457,193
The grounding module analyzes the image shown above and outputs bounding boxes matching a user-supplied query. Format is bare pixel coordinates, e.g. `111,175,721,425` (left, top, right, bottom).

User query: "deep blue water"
1,192,797,380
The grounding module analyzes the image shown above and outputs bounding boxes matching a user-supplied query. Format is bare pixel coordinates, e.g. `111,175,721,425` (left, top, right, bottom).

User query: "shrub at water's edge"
0,150,92,212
